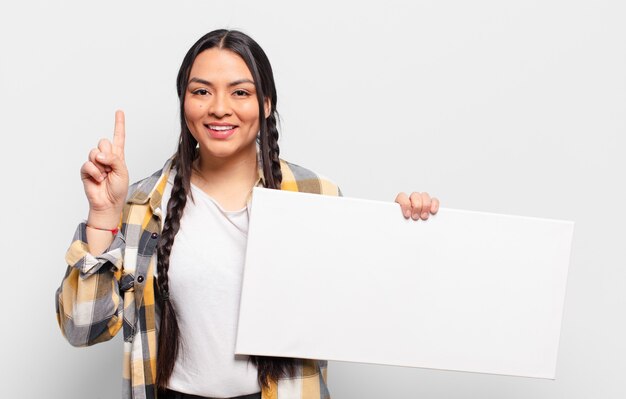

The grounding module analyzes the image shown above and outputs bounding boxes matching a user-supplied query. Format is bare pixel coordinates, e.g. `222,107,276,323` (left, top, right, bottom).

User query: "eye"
192,88,209,96
233,89,250,97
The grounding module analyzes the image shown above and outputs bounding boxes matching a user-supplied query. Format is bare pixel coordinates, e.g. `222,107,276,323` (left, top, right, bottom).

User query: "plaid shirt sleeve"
55,221,126,347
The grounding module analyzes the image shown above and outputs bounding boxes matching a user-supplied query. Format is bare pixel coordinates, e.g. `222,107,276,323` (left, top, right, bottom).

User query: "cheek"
240,103,260,125
183,99,204,122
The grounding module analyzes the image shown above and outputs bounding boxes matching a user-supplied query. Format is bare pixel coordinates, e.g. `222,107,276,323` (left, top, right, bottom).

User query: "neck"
195,148,258,185
192,145,260,201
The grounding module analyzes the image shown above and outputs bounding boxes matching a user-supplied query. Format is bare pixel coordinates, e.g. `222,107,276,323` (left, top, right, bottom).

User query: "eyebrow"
188,77,255,87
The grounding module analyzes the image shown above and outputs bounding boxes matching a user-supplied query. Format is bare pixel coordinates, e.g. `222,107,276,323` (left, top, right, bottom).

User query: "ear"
264,97,271,119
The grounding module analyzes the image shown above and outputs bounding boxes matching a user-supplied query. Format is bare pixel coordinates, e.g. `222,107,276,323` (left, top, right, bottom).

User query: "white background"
0,0,624,398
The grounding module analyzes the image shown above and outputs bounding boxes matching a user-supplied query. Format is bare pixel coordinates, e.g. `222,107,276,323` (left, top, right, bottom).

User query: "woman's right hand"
80,110,129,228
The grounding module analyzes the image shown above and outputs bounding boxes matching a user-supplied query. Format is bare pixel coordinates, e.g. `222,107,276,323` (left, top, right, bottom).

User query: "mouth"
205,123,238,139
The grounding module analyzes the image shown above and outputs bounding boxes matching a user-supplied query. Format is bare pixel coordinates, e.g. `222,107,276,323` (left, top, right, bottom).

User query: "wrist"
86,223,119,235
87,209,122,231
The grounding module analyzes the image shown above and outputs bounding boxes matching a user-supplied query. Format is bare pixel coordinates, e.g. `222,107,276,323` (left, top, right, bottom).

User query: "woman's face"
184,48,269,162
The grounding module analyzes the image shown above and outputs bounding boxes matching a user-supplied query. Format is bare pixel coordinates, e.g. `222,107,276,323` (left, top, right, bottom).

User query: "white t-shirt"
161,172,260,397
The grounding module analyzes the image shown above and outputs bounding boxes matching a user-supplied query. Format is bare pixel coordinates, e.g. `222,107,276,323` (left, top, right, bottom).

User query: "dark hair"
156,29,290,390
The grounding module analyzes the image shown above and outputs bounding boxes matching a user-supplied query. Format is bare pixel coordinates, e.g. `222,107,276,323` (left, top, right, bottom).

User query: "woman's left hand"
395,192,440,220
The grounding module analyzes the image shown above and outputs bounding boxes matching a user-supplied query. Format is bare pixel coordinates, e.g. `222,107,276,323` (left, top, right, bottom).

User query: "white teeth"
208,125,235,131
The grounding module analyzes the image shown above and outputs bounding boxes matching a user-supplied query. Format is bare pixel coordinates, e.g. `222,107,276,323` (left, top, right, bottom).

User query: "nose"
207,92,232,118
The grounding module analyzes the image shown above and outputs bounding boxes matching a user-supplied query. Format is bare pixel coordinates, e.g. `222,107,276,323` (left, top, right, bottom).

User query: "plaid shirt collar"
127,153,266,211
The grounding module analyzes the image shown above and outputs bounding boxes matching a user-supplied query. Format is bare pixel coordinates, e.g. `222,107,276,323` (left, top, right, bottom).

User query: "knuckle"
410,195,422,206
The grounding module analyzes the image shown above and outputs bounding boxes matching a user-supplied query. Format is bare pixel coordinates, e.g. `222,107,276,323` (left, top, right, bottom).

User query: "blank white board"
236,188,574,379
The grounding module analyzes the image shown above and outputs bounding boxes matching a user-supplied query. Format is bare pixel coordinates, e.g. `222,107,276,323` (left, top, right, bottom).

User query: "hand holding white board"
236,188,574,379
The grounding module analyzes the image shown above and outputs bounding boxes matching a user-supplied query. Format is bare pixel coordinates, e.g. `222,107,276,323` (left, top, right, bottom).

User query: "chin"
204,148,238,159
200,142,255,161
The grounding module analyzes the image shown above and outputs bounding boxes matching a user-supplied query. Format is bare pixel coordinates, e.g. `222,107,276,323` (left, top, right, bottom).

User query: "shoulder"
279,158,342,197
126,157,173,205
119,158,172,233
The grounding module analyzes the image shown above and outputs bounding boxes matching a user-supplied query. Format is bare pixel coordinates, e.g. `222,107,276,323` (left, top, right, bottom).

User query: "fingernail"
422,212,429,219
404,210,411,218
412,213,419,220
97,153,105,160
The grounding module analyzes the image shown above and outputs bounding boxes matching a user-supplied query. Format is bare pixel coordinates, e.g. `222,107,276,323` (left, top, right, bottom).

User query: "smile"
204,124,237,139
207,124,236,131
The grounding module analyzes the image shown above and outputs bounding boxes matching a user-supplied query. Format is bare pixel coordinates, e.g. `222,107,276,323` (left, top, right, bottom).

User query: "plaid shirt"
56,157,342,399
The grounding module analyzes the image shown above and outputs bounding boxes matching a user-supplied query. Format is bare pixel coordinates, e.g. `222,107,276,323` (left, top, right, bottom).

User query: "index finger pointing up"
113,109,126,158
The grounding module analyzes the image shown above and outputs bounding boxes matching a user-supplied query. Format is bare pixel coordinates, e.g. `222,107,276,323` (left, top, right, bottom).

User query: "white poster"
236,188,574,379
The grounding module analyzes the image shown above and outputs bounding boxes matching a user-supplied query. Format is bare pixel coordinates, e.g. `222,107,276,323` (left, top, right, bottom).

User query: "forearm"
56,266,123,346
56,222,126,346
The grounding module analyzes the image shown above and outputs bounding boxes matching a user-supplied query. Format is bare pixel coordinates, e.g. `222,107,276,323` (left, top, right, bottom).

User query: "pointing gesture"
81,110,129,229
112,109,126,161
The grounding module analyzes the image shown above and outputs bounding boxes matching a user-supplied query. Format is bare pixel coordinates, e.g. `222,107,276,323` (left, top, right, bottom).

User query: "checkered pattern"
56,156,340,399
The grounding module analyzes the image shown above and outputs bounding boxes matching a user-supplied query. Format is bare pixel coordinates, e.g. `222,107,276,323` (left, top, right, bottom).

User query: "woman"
56,29,439,399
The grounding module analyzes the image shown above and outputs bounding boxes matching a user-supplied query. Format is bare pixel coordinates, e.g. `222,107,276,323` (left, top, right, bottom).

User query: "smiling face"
184,48,270,163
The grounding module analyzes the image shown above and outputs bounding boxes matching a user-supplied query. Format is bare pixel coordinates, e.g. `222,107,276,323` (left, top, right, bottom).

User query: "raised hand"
80,110,129,229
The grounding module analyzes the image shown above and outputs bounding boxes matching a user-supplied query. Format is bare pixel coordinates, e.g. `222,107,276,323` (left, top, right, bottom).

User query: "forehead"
189,48,253,82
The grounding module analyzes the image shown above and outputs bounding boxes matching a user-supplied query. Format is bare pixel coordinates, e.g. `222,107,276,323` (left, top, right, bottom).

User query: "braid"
267,113,282,189
157,171,188,301
155,152,192,390
259,112,282,190
250,356,297,389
